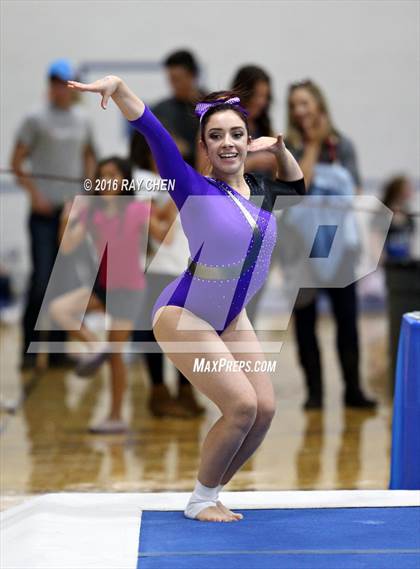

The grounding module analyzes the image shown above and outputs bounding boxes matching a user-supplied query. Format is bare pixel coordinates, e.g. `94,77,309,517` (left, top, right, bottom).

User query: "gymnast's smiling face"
201,110,250,176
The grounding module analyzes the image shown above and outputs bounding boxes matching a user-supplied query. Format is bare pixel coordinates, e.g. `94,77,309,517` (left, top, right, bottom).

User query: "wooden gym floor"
0,312,392,511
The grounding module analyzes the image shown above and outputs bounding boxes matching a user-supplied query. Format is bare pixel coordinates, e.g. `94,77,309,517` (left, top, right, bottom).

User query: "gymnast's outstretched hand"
67,76,121,109
67,76,145,121
248,135,286,156
249,135,303,181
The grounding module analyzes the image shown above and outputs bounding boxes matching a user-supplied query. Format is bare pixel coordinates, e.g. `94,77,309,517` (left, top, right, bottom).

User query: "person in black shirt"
152,50,205,167
380,175,415,260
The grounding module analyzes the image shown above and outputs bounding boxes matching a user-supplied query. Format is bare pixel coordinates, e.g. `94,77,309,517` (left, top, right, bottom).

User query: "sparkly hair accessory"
195,97,248,122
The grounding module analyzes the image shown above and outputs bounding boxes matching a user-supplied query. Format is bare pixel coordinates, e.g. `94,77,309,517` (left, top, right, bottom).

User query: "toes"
217,510,234,522
197,512,228,522
196,505,241,523
217,502,243,520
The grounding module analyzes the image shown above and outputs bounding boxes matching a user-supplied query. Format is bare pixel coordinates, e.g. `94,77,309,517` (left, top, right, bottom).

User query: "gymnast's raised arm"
68,75,144,119
68,76,199,209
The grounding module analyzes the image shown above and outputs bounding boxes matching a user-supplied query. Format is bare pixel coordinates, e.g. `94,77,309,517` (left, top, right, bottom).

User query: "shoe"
303,395,323,410
89,418,128,434
345,391,377,409
20,354,37,371
148,384,195,418
48,354,75,369
75,345,111,377
177,383,205,416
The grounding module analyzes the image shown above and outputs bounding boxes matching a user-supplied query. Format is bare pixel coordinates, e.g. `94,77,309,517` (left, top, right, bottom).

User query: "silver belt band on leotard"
186,258,244,280
186,180,262,280
186,226,262,280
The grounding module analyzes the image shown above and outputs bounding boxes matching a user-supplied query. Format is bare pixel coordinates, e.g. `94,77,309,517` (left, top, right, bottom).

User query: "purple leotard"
130,107,305,334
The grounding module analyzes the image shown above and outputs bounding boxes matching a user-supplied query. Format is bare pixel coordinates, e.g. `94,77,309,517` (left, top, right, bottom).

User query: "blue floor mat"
138,507,420,569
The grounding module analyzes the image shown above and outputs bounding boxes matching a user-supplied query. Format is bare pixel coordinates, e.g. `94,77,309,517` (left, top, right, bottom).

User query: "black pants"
293,283,361,399
23,211,67,360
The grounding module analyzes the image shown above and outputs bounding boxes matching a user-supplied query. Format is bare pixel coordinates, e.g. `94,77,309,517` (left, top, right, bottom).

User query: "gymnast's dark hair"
198,90,250,141
231,65,273,137
164,49,199,77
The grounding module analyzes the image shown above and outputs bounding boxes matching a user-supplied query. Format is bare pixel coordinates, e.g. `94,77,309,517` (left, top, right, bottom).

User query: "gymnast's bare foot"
217,501,243,520
196,505,236,522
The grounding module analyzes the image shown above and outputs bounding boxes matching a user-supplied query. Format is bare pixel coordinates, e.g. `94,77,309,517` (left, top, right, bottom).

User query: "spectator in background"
129,49,206,415
130,134,204,418
11,59,96,369
381,175,415,261
152,49,205,166
51,156,160,433
231,65,277,177
229,65,275,324
286,80,361,189
284,79,376,409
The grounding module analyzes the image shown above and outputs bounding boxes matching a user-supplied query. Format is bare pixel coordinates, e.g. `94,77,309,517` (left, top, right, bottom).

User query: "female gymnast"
68,75,305,522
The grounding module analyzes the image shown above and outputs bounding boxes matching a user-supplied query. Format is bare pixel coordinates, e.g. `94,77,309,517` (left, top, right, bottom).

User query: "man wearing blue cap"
11,59,96,369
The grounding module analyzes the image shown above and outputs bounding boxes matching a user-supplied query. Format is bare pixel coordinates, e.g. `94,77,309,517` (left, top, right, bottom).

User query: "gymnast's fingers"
248,137,273,152
67,80,101,93
101,92,110,110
